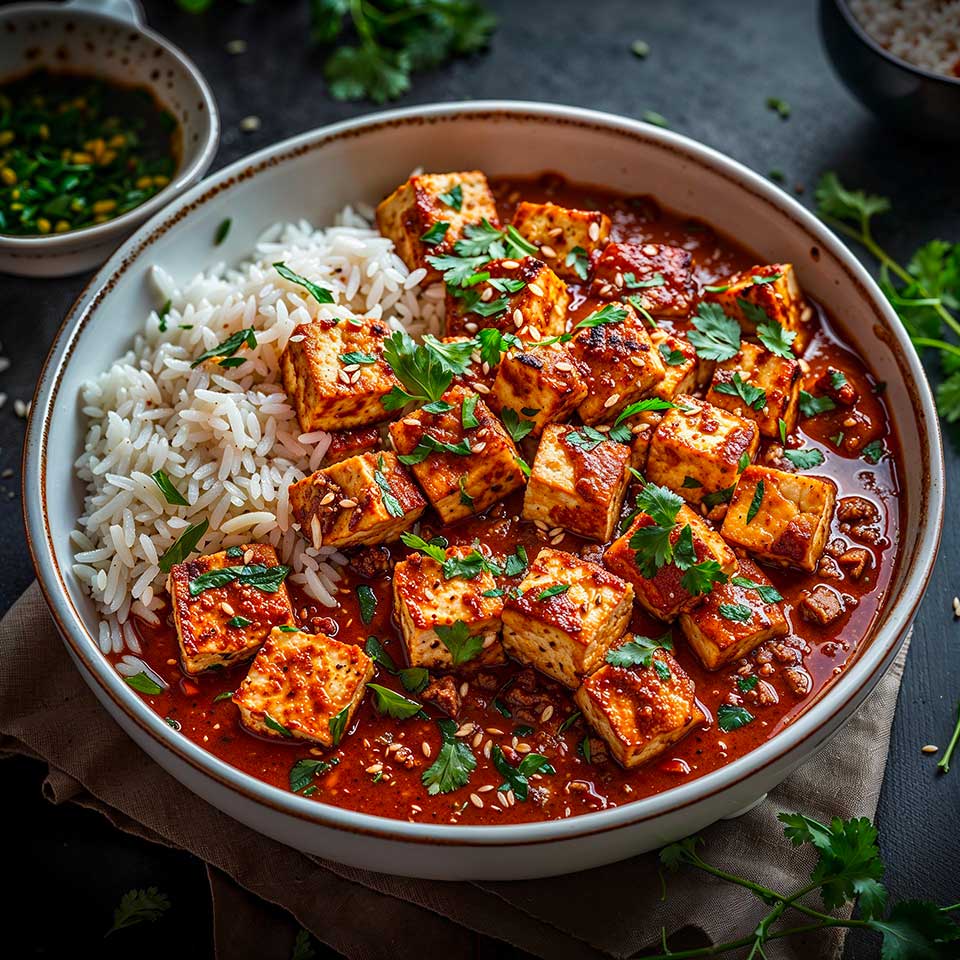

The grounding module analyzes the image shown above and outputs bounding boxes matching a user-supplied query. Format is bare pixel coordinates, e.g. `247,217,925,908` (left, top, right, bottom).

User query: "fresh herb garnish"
565,425,609,452
381,329,470,408
367,683,423,719
373,457,404,518
124,672,164,695
459,474,474,506
150,469,188,506
737,675,759,693
475,327,522,367
328,705,350,747
757,319,797,358
157,519,208,572
643,110,669,128
765,96,791,119
399,531,448,563
188,563,290,597
631,39,650,58
214,218,231,246
364,635,396,673
659,342,687,366
226,615,252,629
422,718,476,795
438,183,463,210
357,585,377,625
714,372,767,411
264,713,293,738
339,351,377,365
399,666,430,694
158,299,172,332
397,433,473,465
500,406,536,443
420,221,450,246
558,710,582,733
290,757,337,793
273,262,335,306
460,392,480,429
624,272,665,289
106,887,171,936
719,603,753,623
605,631,673,669
190,327,258,368
730,576,783,604
434,620,484,665
703,484,737,508
799,390,837,417
717,704,755,732
784,447,825,470
491,745,556,801
861,439,885,464
688,302,742,361
746,479,765,523
213,690,235,703
565,245,589,281
536,584,570,601
778,418,788,445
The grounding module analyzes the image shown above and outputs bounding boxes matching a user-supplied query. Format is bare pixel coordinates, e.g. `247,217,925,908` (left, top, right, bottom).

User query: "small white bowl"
0,0,218,277
23,102,944,879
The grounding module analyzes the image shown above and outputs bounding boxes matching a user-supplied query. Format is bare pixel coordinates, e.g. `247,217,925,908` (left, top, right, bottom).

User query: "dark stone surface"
1,1,956,957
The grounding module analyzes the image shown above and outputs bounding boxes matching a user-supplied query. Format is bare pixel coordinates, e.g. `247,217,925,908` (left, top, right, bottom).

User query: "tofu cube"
627,411,663,471
443,336,498,396
569,302,666,424
705,341,802,438
288,451,426,550
703,263,811,348
489,341,589,437
522,423,632,542
388,385,526,523
650,331,699,400
604,503,737,621
166,543,295,675
510,201,611,282
575,645,705,768
678,558,788,669
502,548,634,688
234,628,373,746
375,170,500,284
392,547,505,670
590,242,696,317
324,426,380,465
445,257,569,340
279,315,400,432
720,465,837,572
646,396,759,508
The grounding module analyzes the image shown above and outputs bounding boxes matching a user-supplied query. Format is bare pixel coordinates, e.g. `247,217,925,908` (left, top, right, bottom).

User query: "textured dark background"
1,0,958,957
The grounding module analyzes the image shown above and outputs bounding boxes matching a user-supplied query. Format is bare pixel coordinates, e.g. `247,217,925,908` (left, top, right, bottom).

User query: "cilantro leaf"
399,666,430,694
688,302,742,361
784,447,825,470
565,245,589,280
719,602,753,623
435,620,485,665
364,635,395,672
815,172,891,227
475,327,522,367
636,483,684,527
106,887,171,936
290,757,336,794
659,342,687,366
422,718,476,794
565,425,609,452
500,406,535,443
420,221,450,246
324,44,411,104
273,262,335,306
373,458,404,518
190,327,258,368
399,531,448,563
717,704,755,732
367,683,422,719
731,576,783,604
605,631,673,669
757,319,797,358
157,520,208,573
714,372,767,410
680,559,728,596
491,745,555,801
869,899,960,959
799,390,837,417
438,184,463,210
151,469,188,506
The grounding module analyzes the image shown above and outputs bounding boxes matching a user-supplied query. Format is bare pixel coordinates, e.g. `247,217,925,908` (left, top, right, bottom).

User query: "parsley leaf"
717,704,755,731
399,666,430,694
565,245,589,280
400,531,448,563
364,635,396,672
124,672,164,695
536,584,570,601
688,302,742,361
714,372,767,410
422,718,476,794
475,327,522,367
605,631,673,669
290,757,337,794
799,390,837,417
784,447,826,470
719,602,753,623
374,457,404,518
398,433,472,466
746,479,765,523
438,183,463,210
731,576,783,604
659,342,687,366
435,620,485,665
273,262,335,305
491,745,555,801
367,683,422,719
861,439,885,463
106,887,171,936
757,319,797,358
500,406,536,443
681,559,728,596
324,43,411,104
188,563,290,596
565,425,609,452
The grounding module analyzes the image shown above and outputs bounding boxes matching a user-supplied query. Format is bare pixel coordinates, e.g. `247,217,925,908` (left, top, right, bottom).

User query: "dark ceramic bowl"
819,0,960,142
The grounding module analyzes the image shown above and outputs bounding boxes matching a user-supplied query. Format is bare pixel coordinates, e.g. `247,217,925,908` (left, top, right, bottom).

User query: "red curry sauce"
116,174,901,826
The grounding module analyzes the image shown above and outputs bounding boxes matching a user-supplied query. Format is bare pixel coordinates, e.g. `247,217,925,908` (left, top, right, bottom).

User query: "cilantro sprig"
381,330,473,408
655,812,960,959
106,887,171,936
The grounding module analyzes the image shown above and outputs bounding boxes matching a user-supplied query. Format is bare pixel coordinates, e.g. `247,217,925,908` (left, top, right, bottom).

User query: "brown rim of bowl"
22,102,945,847
834,0,960,87
0,1,220,252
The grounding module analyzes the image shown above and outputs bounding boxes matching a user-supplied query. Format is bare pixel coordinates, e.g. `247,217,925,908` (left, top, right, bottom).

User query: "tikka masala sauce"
118,174,902,825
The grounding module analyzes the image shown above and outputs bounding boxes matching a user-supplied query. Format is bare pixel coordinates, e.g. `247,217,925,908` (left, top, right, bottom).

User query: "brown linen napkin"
0,583,908,959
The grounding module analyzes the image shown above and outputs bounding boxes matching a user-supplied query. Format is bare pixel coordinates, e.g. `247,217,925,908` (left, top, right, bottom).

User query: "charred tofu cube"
510,201,611,282
703,263,811,348
502,548,634,688
575,646,705,768
233,628,373,746
569,302,666,424
388,385,526,523
445,257,569,340
705,341,801,438
392,547,505,670
721,465,837,572
489,341,589,437
604,501,737,621
375,171,499,284
166,543,295,676
522,423,632,542
678,559,788,669
590,242,696,317
279,315,400,432
650,332,699,400
646,396,759,508
324,426,381,465
288,451,426,550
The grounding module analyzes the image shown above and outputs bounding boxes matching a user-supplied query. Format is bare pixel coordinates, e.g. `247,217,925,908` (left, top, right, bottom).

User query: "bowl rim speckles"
0,0,219,276
21,102,945,879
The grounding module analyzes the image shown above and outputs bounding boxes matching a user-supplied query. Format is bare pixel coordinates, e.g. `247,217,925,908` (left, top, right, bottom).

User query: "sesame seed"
403,417,419,426
554,361,573,372
459,681,469,696
226,38,247,54
240,115,261,133
614,272,624,288
588,222,601,242
548,226,564,238
549,526,564,537
516,742,532,753
411,804,422,813
455,723,474,737
599,284,613,297
541,705,554,722
498,791,510,808
421,741,432,758
529,283,545,297
480,287,494,301
220,601,235,616
477,784,495,792
243,549,255,564
513,308,524,328
642,243,658,255
481,362,490,375
343,363,360,373
473,441,486,453
366,763,383,774
472,382,490,394
486,727,505,735
953,596,960,618
319,492,335,506
502,259,520,270
465,321,479,333
506,789,516,806
339,498,358,508
629,355,646,367
472,730,484,748
526,326,541,340
469,793,484,808
604,393,620,408
550,535,564,545
483,739,492,758
540,245,557,259
922,744,939,754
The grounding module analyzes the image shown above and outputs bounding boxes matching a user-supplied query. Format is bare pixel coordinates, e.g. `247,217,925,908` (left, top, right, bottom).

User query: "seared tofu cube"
502,548,634,688
388,385,526,523
569,302,666,424
279,315,400,432
511,201,611,282
489,341,589,437
445,257,569,340
288,451,426,550
650,331,699,400
166,543,295,676
628,411,663,471
646,396,759,508
705,341,802,438
233,627,373,746
324,426,380,465
703,263,810,348
375,170,499,284
522,423,632,542
721,465,837,572
590,242,695,317
392,547,505,670
678,558,788,669
575,646,705,768
605,502,737,621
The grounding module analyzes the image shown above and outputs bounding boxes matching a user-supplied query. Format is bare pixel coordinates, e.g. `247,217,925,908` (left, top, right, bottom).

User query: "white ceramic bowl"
23,102,944,880
0,0,219,277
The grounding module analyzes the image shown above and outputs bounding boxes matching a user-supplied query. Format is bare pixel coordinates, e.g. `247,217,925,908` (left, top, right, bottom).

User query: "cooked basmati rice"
73,206,442,656
850,0,960,77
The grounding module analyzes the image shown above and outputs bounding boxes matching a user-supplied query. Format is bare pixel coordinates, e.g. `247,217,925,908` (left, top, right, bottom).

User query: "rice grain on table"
73,209,442,655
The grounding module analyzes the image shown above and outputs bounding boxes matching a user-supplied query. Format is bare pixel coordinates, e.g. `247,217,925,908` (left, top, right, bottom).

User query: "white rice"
850,0,960,77
72,206,443,656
